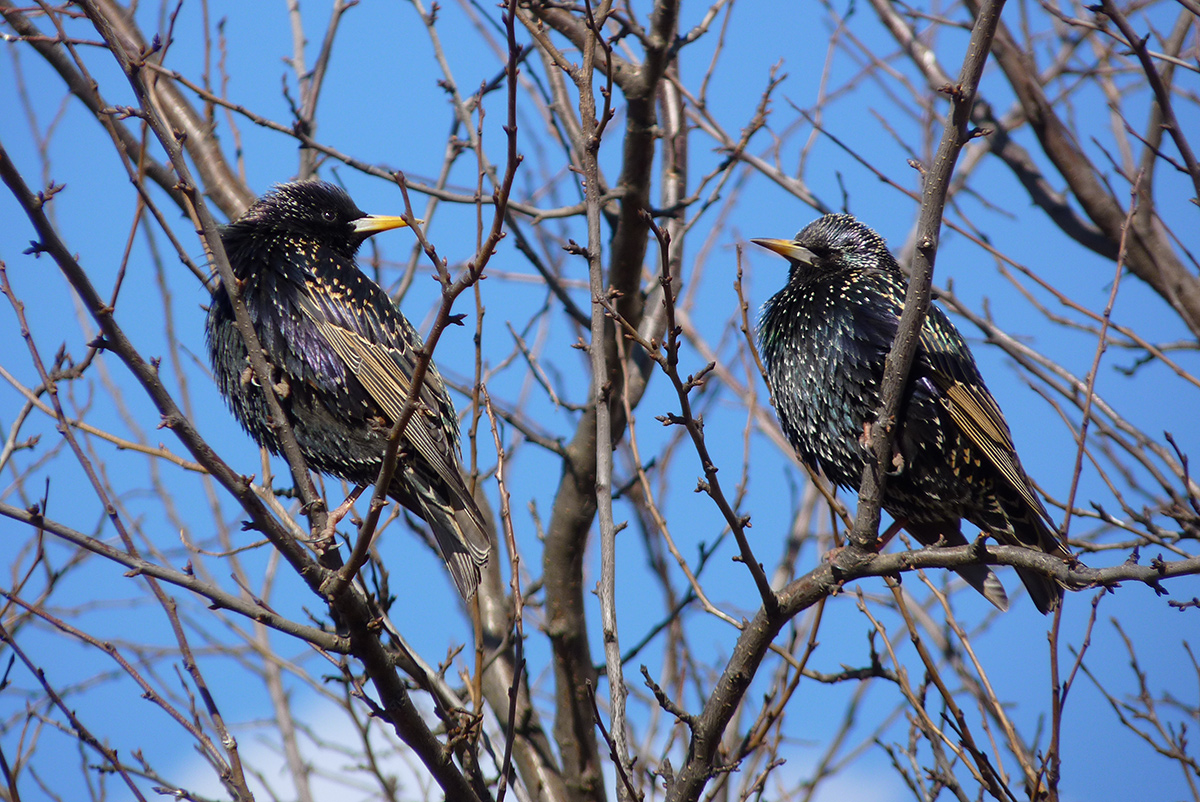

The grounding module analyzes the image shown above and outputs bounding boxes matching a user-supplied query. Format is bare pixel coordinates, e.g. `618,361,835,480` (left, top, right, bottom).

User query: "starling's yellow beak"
353,214,419,235
752,238,817,264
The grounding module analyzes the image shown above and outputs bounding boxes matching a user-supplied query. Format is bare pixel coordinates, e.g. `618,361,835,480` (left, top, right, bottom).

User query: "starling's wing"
291,277,490,564
916,307,1058,532
856,285,1067,612
919,308,1070,612
855,286,1049,524
843,285,1009,609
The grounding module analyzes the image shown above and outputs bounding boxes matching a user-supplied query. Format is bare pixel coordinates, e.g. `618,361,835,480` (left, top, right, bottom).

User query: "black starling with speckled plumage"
754,214,1070,613
206,181,489,600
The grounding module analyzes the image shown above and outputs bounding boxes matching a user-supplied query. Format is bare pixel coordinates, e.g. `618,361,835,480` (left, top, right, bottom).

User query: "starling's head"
753,213,901,278
227,180,411,259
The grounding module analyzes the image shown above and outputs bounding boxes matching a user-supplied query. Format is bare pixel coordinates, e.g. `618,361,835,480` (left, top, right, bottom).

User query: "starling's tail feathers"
401,474,491,601
1015,568,1063,615
988,499,1070,614
1010,513,1068,614
904,521,1009,611
954,563,1010,612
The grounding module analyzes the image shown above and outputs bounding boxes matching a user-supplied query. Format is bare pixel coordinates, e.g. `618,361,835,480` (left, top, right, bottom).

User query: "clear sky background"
1,1,1197,800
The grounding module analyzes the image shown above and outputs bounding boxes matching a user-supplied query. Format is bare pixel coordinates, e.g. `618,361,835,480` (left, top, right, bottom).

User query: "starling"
754,214,1070,613
206,180,490,600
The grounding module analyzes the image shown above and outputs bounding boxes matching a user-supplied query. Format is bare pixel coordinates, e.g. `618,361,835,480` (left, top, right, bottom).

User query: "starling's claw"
859,421,873,449
327,485,369,531
822,544,847,563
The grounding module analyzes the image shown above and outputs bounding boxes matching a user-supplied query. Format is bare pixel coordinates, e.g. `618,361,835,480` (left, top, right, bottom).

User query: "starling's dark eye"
321,209,337,223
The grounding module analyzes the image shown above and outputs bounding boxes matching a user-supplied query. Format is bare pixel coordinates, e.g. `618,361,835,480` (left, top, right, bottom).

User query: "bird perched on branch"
754,214,1070,613
206,180,489,600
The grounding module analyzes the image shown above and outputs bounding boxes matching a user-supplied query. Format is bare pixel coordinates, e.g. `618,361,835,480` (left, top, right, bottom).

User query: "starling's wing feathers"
296,295,473,500
319,317,489,564
851,290,1066,611
916,309,1058,532
919,310,1069,612
854,288,1053,527
936,379,1045,518
291,285,489,570
408,487,487,600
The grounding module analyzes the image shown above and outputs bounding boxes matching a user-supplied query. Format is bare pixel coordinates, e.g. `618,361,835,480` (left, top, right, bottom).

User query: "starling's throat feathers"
207,181,489,600
755,213,1070,613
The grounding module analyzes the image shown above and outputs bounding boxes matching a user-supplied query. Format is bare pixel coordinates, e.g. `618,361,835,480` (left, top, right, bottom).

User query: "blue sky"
1,1,1197,800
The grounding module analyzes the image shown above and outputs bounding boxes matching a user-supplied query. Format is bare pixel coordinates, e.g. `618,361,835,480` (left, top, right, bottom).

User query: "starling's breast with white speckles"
759,266,986,522
760,270,880,488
